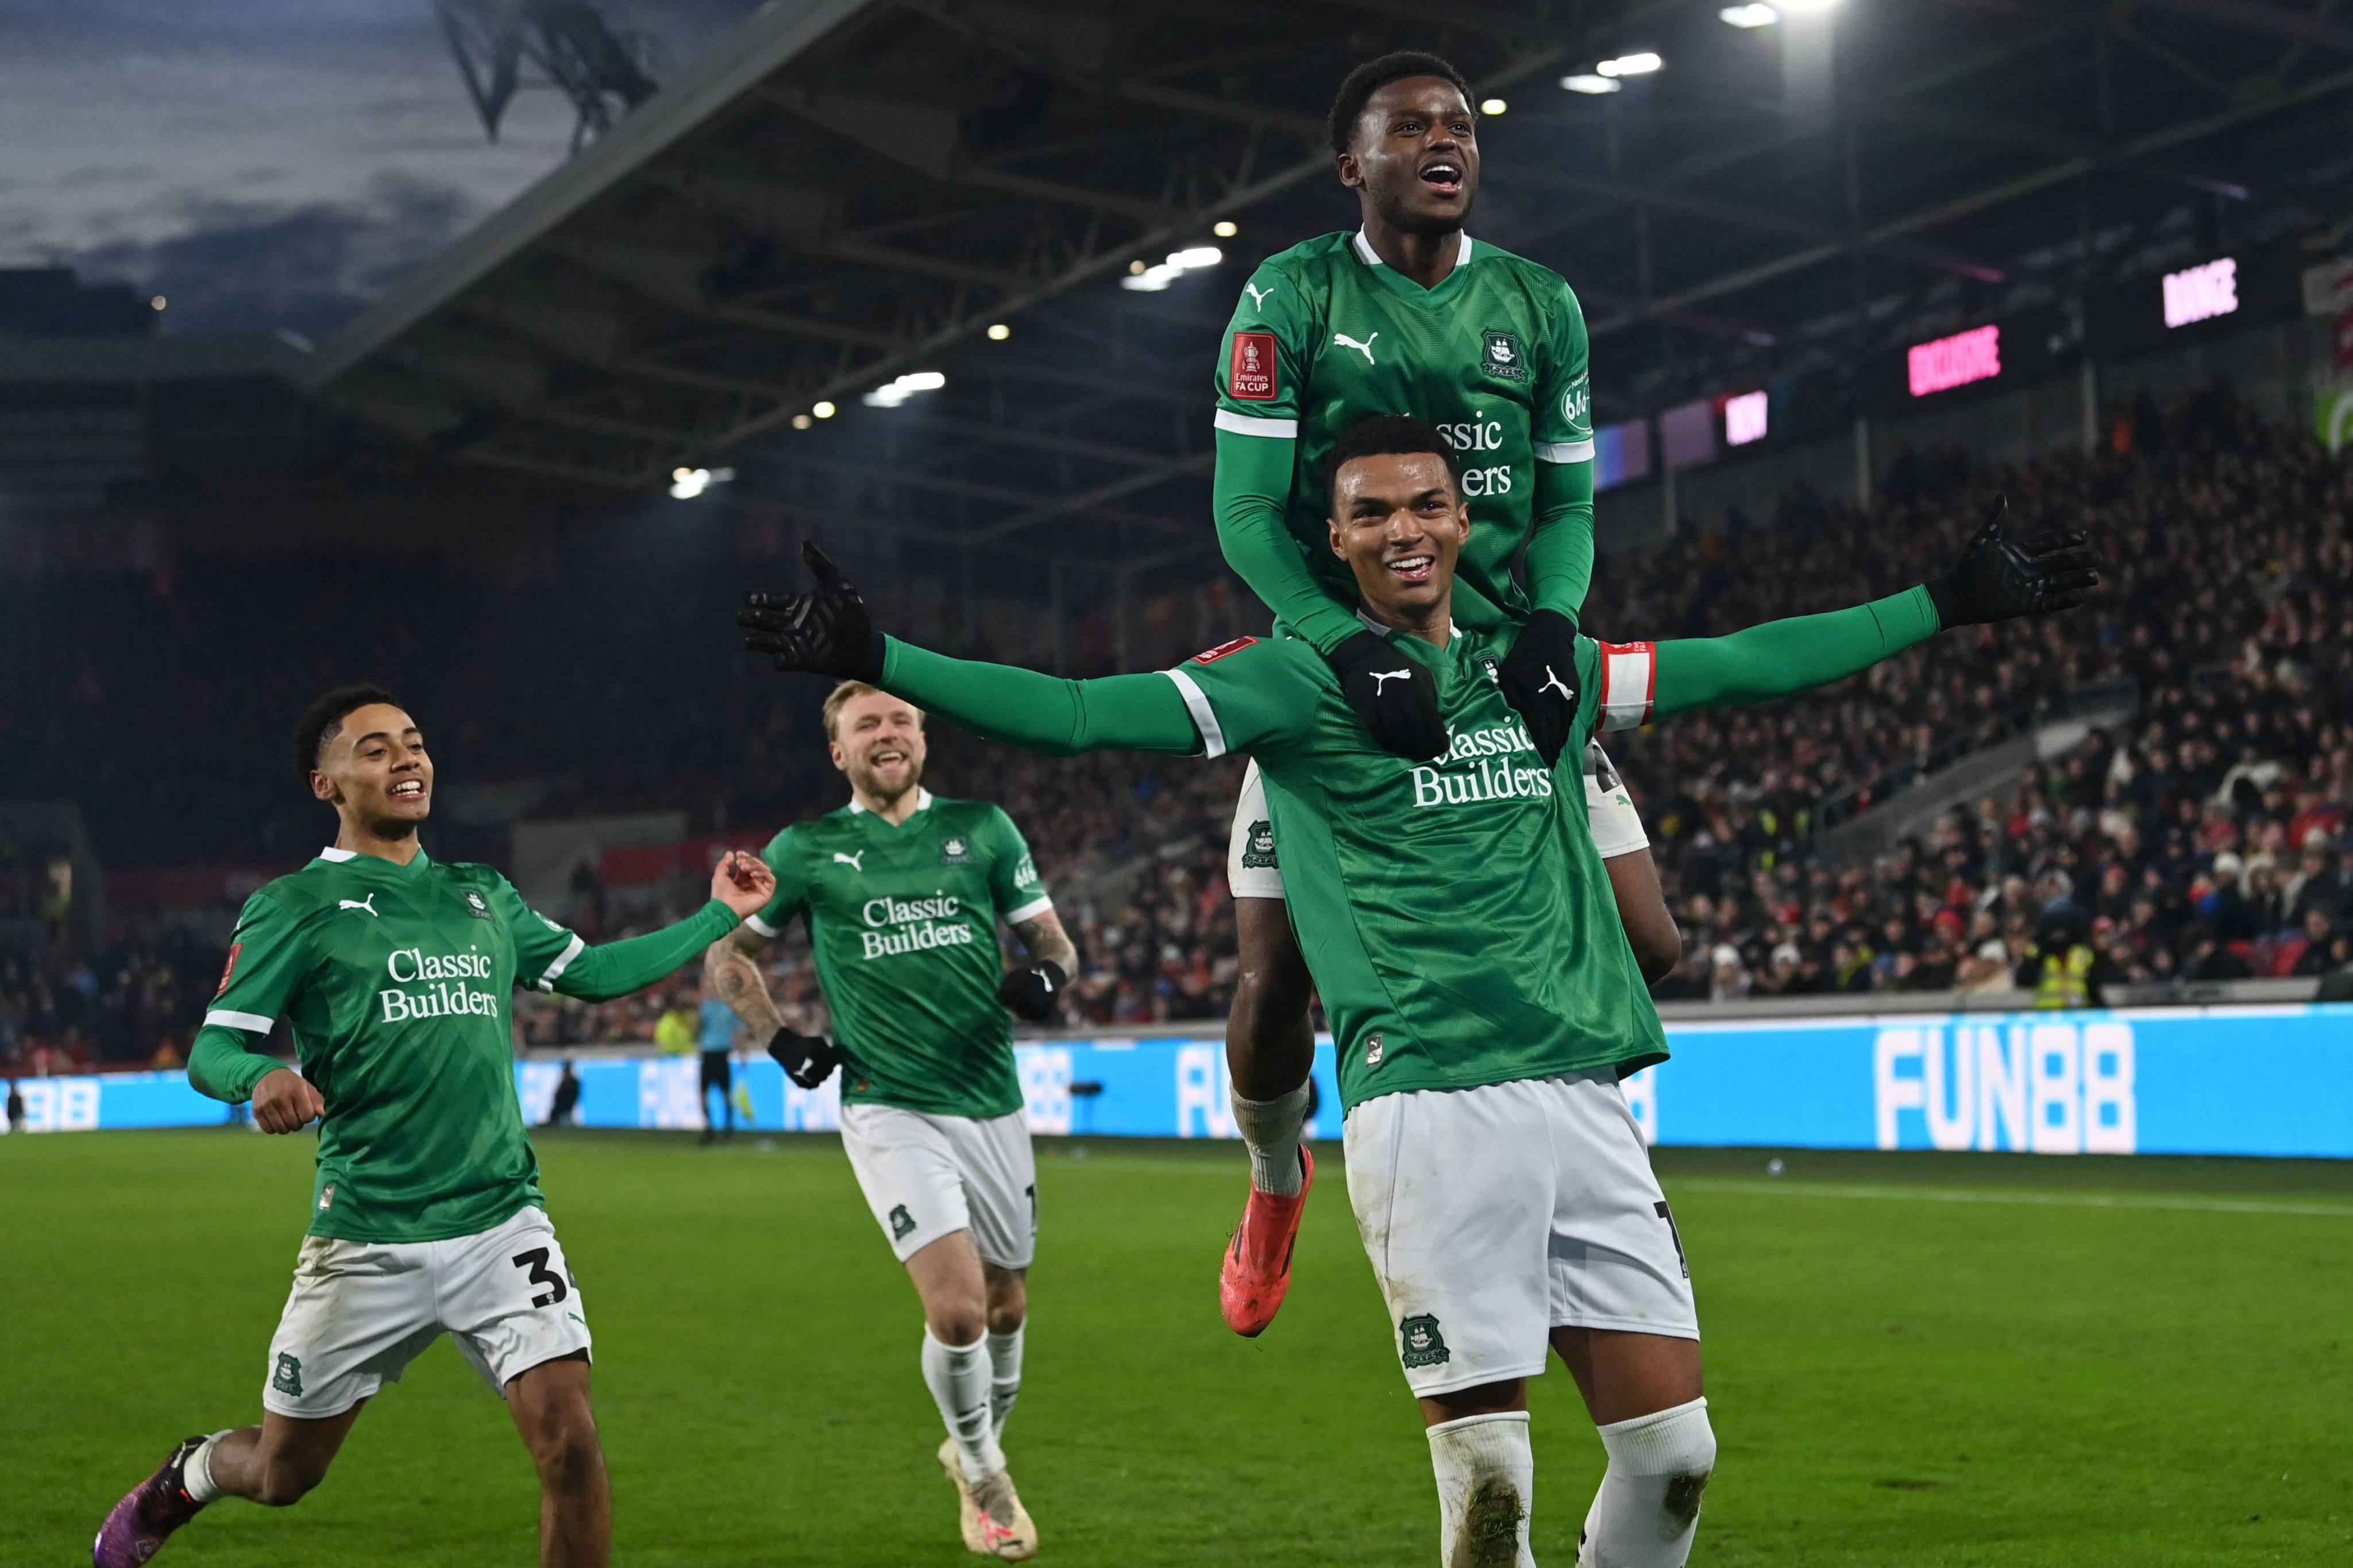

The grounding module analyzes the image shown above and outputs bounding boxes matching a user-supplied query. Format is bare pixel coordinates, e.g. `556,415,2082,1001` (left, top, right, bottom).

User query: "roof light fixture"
862,370,947,408
1596,52,1662,78
1561,74,1622,94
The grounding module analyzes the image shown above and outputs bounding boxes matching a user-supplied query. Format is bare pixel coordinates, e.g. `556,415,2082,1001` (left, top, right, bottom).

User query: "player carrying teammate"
702,680,1074,1562
738,416,2099,1566
1210,51,1618,1334
93,686,778,1568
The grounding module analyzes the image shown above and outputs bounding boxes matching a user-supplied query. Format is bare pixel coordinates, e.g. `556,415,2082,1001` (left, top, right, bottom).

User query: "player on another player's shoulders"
702,679,1073,1562
1210,49,1621,1338
736,414,2100,1568
92,685,777,1568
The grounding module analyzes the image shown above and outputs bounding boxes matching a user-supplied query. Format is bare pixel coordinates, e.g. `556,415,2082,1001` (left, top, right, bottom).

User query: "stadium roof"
303,0,2353,569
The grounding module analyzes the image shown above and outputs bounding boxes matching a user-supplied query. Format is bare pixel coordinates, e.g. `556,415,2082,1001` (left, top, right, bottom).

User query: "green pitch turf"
7,1130,2350,1566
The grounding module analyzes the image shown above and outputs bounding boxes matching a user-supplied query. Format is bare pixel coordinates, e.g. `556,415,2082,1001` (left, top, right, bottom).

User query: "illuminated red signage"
1907,324,2002,397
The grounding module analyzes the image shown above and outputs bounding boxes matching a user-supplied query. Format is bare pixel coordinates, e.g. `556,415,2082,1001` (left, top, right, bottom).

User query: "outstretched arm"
879,638,1203,756
505,852,772,1004
1650,586,1942,720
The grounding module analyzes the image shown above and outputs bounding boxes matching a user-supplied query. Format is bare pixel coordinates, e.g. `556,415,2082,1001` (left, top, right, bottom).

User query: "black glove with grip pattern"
739,542,887,682
1923,495,2103,627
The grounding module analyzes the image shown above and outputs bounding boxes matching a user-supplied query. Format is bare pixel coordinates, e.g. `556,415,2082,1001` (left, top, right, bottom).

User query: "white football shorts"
1344,1071,1698,1399
261,1204,591,1420
839,1102,1038,1270
1228,743,1647,901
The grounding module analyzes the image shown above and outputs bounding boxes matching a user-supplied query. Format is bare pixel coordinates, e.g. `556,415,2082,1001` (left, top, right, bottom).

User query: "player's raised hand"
738,541,886,682
252,1066,324,1134
1496,608,1582,768
1923,495,2103,627
710,850,776,921
1326,630,1449,760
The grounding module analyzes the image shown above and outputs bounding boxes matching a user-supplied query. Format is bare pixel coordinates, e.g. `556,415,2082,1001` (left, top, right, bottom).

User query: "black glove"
996,960,1067,1024
1923,495,2103,627
738,541,886,681
766,1025,840,1090
1496,608,1583,768
1326,630,1448,760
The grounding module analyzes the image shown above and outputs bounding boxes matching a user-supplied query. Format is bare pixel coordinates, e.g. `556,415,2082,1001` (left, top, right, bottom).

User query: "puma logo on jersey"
833,851,866,872
1540,666,1574,701
1333,330,1379,364
1369,669,1411,694
338,895,379,917
1243,282,1274,310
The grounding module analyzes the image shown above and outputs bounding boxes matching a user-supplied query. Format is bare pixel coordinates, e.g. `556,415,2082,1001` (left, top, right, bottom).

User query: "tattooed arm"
703,924,788,1041
1012,907,1078,976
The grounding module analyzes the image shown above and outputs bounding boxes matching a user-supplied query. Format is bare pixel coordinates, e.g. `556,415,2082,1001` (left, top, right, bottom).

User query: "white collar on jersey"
1349,226,1473,277
318,847,358,862
849,787,932,817
1357,608,1460,645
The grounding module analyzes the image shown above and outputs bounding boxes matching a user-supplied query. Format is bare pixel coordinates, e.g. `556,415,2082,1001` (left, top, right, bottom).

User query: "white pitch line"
1667,1177,2353,1218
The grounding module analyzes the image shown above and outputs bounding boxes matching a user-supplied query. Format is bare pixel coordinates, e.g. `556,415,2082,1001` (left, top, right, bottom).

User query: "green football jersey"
751,791,1051,1120
1164,624,1663,1110
1213,229,1593,632
206,848,587,1243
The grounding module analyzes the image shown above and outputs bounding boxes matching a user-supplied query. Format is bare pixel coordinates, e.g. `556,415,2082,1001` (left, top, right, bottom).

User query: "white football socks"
921,1328,1004,1483
1230,1082,1310,1196
1577,1397,1716,1568
180,1430,233,1504
1426,1411,1536,1568
986,1326,1024,1440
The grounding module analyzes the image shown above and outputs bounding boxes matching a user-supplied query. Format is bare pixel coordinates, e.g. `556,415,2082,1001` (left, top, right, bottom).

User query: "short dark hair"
295,685,402,779
1327,51,1473,156
1326,414,1463,506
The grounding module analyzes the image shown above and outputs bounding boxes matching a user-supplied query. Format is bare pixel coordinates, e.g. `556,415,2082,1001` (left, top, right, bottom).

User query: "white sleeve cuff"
204,1009,274,1033
745,912,781,939
1214,409,1298,439
1004,894,1054,925
1536,439,1595,464
534,932,587,992
1162,668,1228,759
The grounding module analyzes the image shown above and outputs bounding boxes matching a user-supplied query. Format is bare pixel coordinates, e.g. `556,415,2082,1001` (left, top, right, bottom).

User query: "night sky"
0,0,765,339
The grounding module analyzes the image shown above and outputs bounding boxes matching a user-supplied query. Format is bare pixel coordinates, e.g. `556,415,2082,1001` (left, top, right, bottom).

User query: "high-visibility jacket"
2033,946,2094,1010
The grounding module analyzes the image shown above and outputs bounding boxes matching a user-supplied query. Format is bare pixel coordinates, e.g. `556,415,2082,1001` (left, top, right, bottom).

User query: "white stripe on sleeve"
745,913,781,939
534,932,587,992
1597,640,1657,732
1536,438,1595,464
1213,409,1299,439
1004,894,1054,925
1162,668,1229,759
204,1009,275,1033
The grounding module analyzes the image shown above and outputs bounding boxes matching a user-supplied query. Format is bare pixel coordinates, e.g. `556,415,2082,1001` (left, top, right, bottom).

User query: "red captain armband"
1228,333,1278,400
216,942,243,996
1193,636,1259,664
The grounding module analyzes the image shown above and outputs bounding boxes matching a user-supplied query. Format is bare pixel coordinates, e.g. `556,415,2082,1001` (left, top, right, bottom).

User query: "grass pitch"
6,1128,2350,1566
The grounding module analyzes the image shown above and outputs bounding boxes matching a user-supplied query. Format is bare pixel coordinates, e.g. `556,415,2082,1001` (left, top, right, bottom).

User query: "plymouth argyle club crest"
1398,1314,1451,1368
889,1203,916,1241
462,888,493,920
272,1352,305,1397
1240,819,1278,870
1482,329,1529,381
939,836,974,865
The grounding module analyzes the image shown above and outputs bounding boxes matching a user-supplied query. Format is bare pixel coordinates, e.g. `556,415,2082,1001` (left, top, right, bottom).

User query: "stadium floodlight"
1121,245,1225,292
862,370,948,408
668,465,733,500
791,413,814,430
1596,52,1662,78
1480,97,1507,114
1778,0,1838,11
150,295,167,311
1719,4,1780,26
1561,74,1621,94
812,400,836,419
1213,219,1239,238
986,323,1012,341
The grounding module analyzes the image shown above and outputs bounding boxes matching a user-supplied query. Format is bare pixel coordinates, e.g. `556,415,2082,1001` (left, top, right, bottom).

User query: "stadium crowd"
6,387,2350,1071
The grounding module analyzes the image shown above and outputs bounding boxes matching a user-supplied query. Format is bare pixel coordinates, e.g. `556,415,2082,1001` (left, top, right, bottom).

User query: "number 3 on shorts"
511,1247,570,1307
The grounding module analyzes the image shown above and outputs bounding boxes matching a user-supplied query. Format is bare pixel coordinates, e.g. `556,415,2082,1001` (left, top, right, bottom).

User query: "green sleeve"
1214,428,1361,653
882,637,1205,755
1648,588,1942,721
745,828,810,941
490,876,742,1003
188,890,305,1103
985,808,1051,922
1527,279,1596,619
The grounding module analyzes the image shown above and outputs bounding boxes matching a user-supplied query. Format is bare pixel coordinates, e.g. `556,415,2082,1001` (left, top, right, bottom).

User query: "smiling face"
1328,450,1469,629
829,689,927,806
311,702,431,839
1336,75,1479,237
